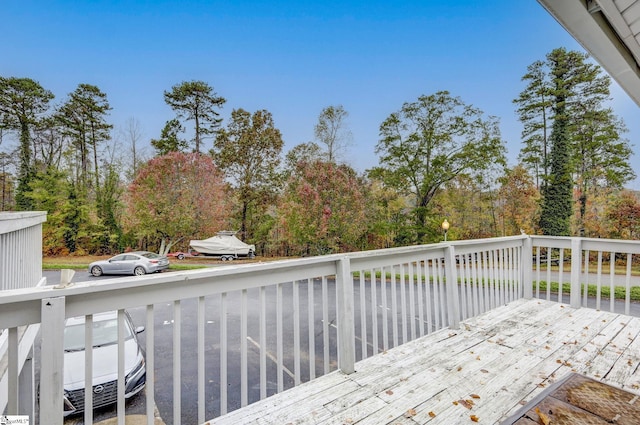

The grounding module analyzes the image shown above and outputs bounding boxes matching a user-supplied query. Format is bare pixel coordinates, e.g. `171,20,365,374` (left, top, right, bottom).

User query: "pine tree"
516,48,634,236
164,81,225,153
0,77,54,210
539,49,575,236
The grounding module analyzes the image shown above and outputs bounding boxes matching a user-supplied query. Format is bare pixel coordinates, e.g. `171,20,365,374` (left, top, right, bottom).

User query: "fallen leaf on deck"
470,414,479,422
471,394,480,399
385,390,394,395
404,408,417,418
457,366,463,371
428,411,436,418
453,401,459,405
458,399,474,409
535,407,551,425
480,369,489,373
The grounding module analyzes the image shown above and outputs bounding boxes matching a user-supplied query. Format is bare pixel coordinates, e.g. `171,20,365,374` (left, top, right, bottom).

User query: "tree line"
0,47,638,257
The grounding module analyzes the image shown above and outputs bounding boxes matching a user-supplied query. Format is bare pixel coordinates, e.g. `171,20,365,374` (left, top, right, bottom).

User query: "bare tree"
314,105,352,163
121,117,148,177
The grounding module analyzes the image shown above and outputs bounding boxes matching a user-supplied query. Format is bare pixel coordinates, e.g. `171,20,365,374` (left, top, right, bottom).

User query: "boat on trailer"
189,231,256,261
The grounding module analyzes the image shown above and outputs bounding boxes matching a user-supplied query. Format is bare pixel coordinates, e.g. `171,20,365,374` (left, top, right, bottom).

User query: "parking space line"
246,336,295,379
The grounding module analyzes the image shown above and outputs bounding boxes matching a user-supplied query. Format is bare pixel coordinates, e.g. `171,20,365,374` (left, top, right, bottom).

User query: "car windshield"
141,252,160,259
64,317,133,351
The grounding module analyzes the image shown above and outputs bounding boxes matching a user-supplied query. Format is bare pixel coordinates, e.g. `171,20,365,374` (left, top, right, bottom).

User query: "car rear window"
141,252,160,259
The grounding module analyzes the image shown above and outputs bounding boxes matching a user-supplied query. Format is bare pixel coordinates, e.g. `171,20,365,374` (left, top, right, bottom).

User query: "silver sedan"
63,310,146,416
88,251,169,276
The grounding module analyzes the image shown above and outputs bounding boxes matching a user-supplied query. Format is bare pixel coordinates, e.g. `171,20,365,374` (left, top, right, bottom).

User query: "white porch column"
39,296,66,425
522,236,533,299
570,238,583,308
336,257,355,374
445,245,460,329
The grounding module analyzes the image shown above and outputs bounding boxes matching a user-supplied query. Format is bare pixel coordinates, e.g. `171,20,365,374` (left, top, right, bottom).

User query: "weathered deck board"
207,299,640,425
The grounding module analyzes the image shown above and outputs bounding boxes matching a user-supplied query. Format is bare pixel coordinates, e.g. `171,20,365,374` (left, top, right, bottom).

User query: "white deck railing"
1,235,639,424
531,236,640,315
0,212,47,423
0,211,46,291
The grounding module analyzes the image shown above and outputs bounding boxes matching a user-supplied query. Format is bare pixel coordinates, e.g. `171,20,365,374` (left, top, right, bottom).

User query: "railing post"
444,245,460,329
19,347,35,420
522,236,533,299
40,296,66,425
8,327,18,414
336,256,355,374
570,238,583,308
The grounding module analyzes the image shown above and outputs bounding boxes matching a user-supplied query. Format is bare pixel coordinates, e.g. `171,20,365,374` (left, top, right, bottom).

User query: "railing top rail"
530,235,574,249
451,236,527,254
580,237,640,254
329,235,528,269
442,235,528,247
531,235,640,253
0,211,47,235
348,244,447,270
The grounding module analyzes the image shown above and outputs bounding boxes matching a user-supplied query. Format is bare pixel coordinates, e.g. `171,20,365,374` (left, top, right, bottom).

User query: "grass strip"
535,281,640,302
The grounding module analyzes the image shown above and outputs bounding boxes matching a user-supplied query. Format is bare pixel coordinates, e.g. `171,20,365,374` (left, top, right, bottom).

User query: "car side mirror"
135,326,145,334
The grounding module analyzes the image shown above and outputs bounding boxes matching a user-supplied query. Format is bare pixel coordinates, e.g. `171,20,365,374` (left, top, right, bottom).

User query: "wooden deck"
207,299,640,425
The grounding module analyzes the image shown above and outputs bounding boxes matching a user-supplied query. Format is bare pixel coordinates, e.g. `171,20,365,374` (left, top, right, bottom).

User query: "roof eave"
538,0,640,107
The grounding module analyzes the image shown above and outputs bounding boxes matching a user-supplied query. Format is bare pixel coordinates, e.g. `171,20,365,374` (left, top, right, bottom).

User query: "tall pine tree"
517,48,634,236
539,49,577,235
0,77,54,210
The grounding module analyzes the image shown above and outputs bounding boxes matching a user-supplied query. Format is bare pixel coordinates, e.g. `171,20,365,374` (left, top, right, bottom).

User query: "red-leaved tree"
124,152,230,253
278,160,368,255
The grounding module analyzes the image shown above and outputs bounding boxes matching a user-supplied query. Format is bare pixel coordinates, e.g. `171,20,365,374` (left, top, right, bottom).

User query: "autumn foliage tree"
213,108,283,242
606,190,640,240
278,160,368,255
372,91,506,243
496,165,539,235
436,175,499,240
124,152,230,253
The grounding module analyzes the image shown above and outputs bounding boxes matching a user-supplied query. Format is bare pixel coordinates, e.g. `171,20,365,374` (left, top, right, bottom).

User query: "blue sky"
2,0,639,188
